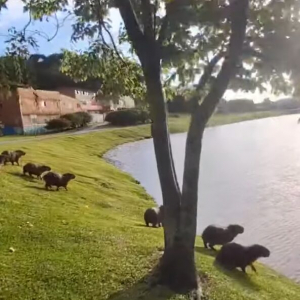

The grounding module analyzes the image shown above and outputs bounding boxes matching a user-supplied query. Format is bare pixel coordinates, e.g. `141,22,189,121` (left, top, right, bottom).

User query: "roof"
17,87,61,102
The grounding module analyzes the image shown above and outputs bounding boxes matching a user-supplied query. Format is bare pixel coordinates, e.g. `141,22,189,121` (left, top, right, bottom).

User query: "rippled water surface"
106,115,300,282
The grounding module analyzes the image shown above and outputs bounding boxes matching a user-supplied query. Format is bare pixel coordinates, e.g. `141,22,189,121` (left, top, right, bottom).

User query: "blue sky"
0,0,122,55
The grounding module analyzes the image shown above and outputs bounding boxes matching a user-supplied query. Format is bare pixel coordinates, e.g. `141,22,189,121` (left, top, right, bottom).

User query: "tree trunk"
116,0,248,295
142,48,200,293
143,56,181,249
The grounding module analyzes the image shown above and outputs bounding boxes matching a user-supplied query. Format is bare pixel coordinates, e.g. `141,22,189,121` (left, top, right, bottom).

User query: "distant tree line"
167,96,300,114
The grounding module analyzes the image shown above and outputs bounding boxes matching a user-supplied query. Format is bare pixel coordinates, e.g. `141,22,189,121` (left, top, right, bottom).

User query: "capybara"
144,206,164,228
216,242,271,273
42,172,76,191
1,150,26,166
202,224,244,251
23,163,51,179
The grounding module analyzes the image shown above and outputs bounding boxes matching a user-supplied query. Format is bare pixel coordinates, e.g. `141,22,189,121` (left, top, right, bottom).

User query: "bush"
45,118,72,131
61,113,82,128
61,112,92,128
105,109,150,126
75,111,92,126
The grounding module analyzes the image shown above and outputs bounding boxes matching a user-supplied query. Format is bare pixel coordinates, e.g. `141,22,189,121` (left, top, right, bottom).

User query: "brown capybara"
144,205,164,228
23,163,51,179
216,242,271,273
42,172,76,191
202,224,244,251
1,150,26,166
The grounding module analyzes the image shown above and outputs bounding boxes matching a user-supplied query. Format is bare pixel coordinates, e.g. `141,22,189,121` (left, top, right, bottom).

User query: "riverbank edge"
0,112,298,300
102,112,300,299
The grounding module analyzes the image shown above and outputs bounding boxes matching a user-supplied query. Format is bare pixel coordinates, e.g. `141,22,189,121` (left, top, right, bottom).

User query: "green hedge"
61,112,92,128
45,112,92,132
105,109,150,126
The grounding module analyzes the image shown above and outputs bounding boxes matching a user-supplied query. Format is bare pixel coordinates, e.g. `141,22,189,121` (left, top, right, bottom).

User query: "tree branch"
141,0,154,38
115,0,145,57
198,0,249,122
195,52,225,92
157,14,168,46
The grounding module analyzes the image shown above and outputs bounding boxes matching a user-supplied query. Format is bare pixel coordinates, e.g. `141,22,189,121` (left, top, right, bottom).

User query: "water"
106,115,300,282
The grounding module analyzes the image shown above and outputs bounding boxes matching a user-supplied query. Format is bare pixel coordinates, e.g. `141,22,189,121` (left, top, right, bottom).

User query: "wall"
0,92,24,135
60,94,83,115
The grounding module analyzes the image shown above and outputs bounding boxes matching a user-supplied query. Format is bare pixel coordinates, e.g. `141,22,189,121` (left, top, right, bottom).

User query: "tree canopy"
2,1,300,99
2,0,300,295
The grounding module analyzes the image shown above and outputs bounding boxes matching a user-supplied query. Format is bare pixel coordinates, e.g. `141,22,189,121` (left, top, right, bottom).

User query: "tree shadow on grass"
107,274,179,300
8,171,36,182
196,246,260,291
195,246,218,258
26,186,56,192
135,223,162,229
213,261,261,291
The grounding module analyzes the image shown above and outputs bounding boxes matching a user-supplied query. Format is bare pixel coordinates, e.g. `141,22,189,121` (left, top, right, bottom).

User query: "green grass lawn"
0,112,299,300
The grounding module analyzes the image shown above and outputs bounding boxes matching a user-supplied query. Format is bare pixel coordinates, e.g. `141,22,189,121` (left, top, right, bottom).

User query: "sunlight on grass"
0,113,298,300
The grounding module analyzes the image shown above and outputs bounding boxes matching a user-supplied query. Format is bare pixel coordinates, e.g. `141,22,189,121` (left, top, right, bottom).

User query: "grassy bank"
0,112,298,300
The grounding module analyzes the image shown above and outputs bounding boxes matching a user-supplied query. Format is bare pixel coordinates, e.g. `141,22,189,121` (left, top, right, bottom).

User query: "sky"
0,0,289,102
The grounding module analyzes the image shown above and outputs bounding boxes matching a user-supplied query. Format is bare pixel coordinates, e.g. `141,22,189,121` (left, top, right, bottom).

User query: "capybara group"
23,163,51,179
1,150,26,166
144,205,164,227
216,242,271,273
202,224,244,250
43,171,75,191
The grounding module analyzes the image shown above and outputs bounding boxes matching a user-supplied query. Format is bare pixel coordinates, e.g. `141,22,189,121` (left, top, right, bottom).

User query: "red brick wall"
0,92,23,128
60,94,83,115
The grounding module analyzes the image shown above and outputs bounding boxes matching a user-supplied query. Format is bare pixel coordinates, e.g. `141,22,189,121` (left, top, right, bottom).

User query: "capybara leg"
146,222,149,227
250,264,257,273
203,240,208,249
209,244,217,251
64,186,68,191
241,266,247,273
152,223,156,228
57,186,60,191
45,184,49,190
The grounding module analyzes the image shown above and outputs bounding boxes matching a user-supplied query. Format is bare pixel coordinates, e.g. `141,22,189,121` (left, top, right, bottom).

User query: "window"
41,101,47,107
30,115,38,124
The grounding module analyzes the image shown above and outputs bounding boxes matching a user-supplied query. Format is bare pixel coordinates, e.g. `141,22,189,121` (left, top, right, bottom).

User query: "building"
57,86,103,113
0,87,83,135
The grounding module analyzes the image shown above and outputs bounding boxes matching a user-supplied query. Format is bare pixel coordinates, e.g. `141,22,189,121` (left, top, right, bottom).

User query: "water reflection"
106,115,300,282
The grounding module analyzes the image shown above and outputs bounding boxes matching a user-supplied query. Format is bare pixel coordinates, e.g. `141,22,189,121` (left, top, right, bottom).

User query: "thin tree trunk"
143,57,181,249
180,0,249,249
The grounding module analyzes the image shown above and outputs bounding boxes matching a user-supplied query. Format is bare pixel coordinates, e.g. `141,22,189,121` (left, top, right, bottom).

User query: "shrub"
75,111,92,126
61,113,81,128
105,109,150,126
45,118,72,131
61,112,92,128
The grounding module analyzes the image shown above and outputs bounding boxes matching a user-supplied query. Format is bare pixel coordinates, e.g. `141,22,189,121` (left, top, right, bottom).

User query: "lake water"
106,115,300,282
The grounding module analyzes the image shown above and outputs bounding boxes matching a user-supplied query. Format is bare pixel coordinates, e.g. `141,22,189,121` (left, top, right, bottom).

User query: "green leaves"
0,56,32,97
60,50,146,102
3,0,300,100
